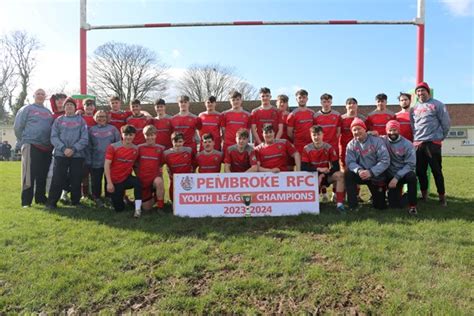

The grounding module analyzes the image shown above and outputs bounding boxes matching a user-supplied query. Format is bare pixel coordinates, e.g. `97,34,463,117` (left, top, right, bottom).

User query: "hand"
318,173,326,185
388,178,398,189
64,148,74,157
317,167,330,174
359,169,371,180
271,168,280,173
106,183,115,193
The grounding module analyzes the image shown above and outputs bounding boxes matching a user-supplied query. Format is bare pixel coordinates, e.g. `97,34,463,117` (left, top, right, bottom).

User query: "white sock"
135,199,142,210
337,202,343,207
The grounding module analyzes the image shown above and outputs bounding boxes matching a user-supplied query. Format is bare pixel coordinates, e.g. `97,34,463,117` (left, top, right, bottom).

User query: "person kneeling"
104,125,142,217
302,125,346,212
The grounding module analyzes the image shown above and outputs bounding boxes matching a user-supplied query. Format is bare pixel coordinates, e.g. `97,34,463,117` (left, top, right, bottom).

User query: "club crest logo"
180,175,194,191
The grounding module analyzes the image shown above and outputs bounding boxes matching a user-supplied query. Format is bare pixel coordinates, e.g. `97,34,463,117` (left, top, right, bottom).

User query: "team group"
13,81,451,217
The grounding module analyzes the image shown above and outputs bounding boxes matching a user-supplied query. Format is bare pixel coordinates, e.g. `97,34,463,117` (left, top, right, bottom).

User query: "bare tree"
0,39,17,122
88,42,169,106
3,31,40,114
177,64,258,102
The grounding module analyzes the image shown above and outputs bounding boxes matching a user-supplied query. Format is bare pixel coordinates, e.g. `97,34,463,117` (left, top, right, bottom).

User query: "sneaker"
349,205,360,212
60,191,70,204
420,191,428,201
321,193,329,203
439,197,447,207
409,206,418,215
94,198,104,208
22,205,31,208
45,204,57,210
133,209,141,218
336,204,346,213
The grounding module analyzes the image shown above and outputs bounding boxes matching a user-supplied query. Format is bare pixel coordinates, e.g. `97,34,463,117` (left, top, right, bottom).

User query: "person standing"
152,98,173,149
198,96,223,151
396,92,414,142
410,82,451,206
170,95,202,154
287,89,316,155
366,93,395,136
14,89,54,207
251,87,282,145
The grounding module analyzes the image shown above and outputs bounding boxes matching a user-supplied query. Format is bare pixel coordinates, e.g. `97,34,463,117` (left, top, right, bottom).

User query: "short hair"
375,93,388,101
229,90,242,99
262,123,274,133
236,128,249,139
259,87,271,94
295,89,308,97
310,125,324,134
201,133,214,141
346,97,358,104
84,98,95,106
277,94,289,103
143,125,157,135
93,110,107,122
398,92,412,101
171,132,184,142
109,96,121,102
178,95,190,102
131,99,141,106
54,93,67,100
207,96,217,103
121,124,136,134
155,98,166,106
320,93,333,101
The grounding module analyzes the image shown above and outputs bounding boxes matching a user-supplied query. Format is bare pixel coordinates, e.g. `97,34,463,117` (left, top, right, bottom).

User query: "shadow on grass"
39,194,474,240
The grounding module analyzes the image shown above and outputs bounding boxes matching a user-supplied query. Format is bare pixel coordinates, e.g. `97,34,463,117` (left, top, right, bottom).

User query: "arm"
104,159,114,193
287,126,294,140
275,123,283,139
346,143,363,174
292,152,301,171
257,162,280,173
437,102,451,140
224,163,232,173
251,124,261,145
13,106,27,141
245,165,258,172
50,119,66,154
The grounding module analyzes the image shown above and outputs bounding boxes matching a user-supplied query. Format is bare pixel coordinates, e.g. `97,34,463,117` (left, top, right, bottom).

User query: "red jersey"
279,110,290,141
287,107,316,154
224,144,257,172
152,115,173,149
170,113,202,152
137,143,165,184
198,111,222,151
338,114,366,167
313,109,341,153
396,111,413,142
302,142,338,170
366,109,396,136
254,139,296,171
251,106,280,141
221,109,251,152
82,114,96,128
109,110,132,132
196,149,223,173
126,115,151,145
105,141,138,183
163,146,194,175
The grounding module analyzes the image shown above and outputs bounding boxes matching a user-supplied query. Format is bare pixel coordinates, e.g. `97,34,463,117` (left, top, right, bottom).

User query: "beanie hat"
415,82,430,92
386,120,400,133
350,117,366,130
63,97,77,108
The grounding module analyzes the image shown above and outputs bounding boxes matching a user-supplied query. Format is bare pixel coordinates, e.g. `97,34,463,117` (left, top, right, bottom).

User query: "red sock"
156,199,164,208
336,192,345,204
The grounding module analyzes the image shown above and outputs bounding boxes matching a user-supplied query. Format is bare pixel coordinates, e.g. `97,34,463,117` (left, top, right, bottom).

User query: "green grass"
0,158,473,314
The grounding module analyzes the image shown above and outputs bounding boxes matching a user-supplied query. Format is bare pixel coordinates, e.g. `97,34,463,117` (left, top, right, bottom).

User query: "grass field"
0,158,473,314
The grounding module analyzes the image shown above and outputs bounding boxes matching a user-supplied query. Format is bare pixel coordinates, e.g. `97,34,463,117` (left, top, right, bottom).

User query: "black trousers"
387,171,417,208
48,156,84,206
21,145,52,206
416,142,445,195
345,171,387,209
110,175,142,212
90,167,110,199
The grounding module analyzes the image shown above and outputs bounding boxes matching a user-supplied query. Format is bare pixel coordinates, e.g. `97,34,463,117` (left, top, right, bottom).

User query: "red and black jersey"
366,109,395,136
302,142,338,170
109,110,132,132
254,139,296,171
163,146,194,175
221,109,251,152
224,144,257,172
170,113,202,152
126,114,152,145
338,114,366,167
313,109,341,153
137,143,165,184
152,115,173,149
396,111,413,142
196,149,223,173
82,114,96,128
198,111,222,151
279,110,290,141
105,141,138,184
251,106,280,141
287,107,316,154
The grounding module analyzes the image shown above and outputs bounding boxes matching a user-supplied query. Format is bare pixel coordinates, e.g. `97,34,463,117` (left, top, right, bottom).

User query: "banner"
173,172,319,217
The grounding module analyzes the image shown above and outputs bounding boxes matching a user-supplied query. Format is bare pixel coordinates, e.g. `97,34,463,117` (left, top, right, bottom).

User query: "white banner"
173,172,319,217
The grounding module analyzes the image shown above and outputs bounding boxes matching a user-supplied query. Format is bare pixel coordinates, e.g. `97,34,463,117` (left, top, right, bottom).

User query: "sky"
0,0,473,107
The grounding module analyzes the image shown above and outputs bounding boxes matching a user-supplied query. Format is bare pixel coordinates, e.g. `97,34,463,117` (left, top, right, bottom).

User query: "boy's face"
178,99,189,112
346,101,358,112
311,131,324,145
230,96,242,108
110,100,121,111
321,98,332,111
236,135,249,149
95,113,108,125
205,100,216,111
122,133,135,144
202,138,215,151
144,132,157,145
263,129,275,143
64,102,76,115
376,99,387,109
296,94,308,107
131,104,141,115
172,138,184,149
276,99,288,112
56,97,66,112
399,96,411,110
85,104,95,115
260,93,271,106
155,105,166,116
